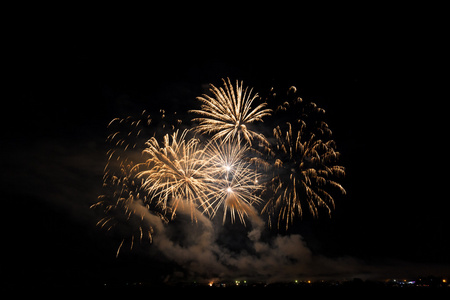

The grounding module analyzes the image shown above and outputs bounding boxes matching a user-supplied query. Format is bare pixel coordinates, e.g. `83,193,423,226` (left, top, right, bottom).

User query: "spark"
116,239,124,258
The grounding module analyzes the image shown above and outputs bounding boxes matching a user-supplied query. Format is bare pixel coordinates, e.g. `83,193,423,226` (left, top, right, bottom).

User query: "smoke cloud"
132,200,368,283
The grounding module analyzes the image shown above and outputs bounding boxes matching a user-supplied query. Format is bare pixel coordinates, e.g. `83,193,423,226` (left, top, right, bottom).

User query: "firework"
262,87,346,229
190,78,272,145
204,140,262,224
137,129,214,221
92,111,165,256
94,80,346,258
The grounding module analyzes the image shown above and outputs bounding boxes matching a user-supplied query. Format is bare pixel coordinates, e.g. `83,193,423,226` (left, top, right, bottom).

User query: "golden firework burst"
204,140,262,224
137,129,214,221
190,78,272,145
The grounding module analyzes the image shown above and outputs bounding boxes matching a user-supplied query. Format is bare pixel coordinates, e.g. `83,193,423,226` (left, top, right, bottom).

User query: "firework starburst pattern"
190,78,272,145
93,78,345,254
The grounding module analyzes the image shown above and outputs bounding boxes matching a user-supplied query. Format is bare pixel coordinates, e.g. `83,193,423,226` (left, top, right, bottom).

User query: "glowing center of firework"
224,165,231,172
227,187,233,193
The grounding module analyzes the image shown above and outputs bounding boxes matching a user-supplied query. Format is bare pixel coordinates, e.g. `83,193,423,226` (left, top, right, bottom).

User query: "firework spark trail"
190,78,272,146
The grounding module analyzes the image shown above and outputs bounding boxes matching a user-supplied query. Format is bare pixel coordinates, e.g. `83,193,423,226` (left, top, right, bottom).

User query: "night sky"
3,14,449,287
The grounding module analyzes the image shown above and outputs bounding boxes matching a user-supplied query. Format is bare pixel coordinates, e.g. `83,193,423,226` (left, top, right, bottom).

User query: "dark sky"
3,15,449,286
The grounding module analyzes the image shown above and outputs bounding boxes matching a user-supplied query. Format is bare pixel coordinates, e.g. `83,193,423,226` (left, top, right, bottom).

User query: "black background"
3,10,449,286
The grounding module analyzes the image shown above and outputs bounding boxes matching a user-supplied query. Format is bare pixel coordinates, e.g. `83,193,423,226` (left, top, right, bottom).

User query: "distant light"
307,280,311,284
443,279,447,283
